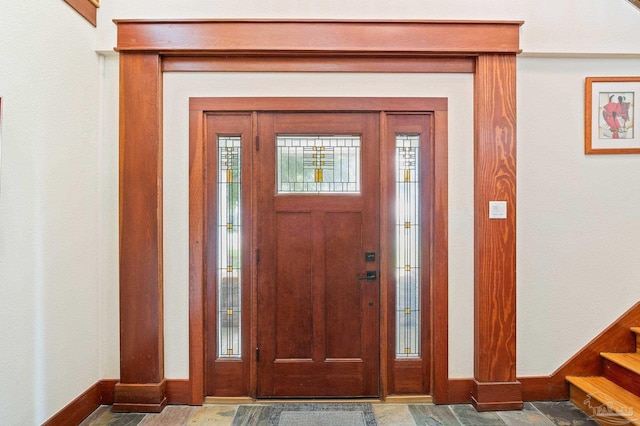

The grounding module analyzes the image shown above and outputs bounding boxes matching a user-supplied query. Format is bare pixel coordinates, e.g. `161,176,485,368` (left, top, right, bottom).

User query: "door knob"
358,270,377,281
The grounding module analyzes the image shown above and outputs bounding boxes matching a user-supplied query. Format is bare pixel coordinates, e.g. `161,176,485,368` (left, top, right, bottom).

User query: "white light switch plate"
489,201,507,219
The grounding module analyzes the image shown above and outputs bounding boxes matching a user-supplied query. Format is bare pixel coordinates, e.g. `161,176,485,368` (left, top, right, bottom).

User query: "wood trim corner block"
472,380,523,411
113,381,168,413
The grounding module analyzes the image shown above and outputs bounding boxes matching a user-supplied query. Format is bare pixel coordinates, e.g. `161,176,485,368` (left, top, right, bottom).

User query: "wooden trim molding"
112,381,167,413
114,19,522,409
162,56,476,74
448,376,557,404
43,379,190,425
115,19,522,55
63,0,98,26
116,52,166,412
472,54,521,411
42,381,103,426
38,377,543,424
431,110,450,404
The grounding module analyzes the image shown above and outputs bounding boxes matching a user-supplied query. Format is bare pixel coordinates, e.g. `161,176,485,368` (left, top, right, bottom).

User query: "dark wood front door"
255,112,380,397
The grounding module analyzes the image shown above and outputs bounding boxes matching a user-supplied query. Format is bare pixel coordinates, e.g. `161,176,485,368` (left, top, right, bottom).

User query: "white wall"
0,1,104,424
517,57,640,375
162,72,475,378
2,2,638,423
98,0,640,383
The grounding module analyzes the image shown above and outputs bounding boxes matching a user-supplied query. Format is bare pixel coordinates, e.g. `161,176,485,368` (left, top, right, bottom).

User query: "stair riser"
569,384,638,425
604,359,640,398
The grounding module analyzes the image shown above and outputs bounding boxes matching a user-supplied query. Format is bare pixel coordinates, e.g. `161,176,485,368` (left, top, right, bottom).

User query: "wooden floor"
80,401,599,425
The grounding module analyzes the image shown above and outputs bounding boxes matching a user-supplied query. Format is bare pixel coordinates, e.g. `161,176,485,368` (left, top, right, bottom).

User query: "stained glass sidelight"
276,135,361,193
395,134,421,358
218,136,242,358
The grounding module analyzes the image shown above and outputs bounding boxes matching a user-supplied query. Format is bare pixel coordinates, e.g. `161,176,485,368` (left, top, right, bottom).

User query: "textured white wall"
162,72,475,378
0,1,102,424
516,57,640,375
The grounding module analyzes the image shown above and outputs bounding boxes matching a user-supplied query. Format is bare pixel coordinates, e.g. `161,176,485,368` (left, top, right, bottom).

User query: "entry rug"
232,403,378,426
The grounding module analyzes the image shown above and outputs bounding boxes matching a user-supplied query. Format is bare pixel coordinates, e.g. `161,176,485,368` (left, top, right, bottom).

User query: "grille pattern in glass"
276,135,361,193
395,135,421,358
218,136,242,359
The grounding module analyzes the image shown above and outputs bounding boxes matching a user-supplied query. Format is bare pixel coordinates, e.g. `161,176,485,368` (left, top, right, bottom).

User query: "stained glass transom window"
395,134,421,358
217,136,242,359
276,135,361,193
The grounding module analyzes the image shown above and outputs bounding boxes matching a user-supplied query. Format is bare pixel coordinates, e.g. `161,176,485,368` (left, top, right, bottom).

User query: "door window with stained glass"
276,135,361,194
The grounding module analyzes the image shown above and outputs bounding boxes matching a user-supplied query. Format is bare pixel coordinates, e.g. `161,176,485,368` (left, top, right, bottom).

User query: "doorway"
255,112,380,397
196,97,448,400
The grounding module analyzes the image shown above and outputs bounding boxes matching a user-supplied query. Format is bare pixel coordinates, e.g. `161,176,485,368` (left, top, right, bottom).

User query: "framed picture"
585,76,640,154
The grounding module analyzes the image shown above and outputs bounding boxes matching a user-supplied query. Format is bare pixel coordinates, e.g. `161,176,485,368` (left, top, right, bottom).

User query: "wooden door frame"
192,99,447,401
115,19,522,411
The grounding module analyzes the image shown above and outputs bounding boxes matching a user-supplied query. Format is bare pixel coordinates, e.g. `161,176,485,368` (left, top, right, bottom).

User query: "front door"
255,112,380,397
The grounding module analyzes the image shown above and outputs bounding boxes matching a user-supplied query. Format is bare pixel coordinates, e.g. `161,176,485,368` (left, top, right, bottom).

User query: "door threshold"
204,395,433,404
384,395,433,404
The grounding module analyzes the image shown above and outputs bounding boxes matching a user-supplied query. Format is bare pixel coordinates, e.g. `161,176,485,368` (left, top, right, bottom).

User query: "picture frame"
585,76,640,154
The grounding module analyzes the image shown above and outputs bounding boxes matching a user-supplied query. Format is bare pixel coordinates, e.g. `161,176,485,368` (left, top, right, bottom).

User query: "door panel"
275,211,313,360
324,212,363,359
256,112,380,397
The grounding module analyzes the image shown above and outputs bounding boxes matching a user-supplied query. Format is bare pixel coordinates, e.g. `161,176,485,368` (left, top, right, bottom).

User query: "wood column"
472,53,522,411
114,52,167,413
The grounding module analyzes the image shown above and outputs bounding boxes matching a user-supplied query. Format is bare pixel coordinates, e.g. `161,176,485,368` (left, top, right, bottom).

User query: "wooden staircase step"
601,352,640,396
632,327,640,352
567,376,640,425
602,353,640,375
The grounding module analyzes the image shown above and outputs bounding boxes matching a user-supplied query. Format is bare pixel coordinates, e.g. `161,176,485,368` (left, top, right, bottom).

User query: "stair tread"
567,376,640,424
601,352,640,375
631,327,640,334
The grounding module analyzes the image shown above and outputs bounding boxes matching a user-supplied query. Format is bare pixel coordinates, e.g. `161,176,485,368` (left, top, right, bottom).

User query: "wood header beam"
115,19,522,55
